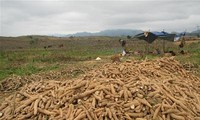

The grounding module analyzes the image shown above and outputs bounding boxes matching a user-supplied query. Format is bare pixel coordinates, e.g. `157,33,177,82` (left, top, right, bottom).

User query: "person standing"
119,39,126,56
179,36,185,54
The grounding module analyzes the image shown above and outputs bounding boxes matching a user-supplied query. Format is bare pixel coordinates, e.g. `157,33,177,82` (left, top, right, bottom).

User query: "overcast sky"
1,0,200,36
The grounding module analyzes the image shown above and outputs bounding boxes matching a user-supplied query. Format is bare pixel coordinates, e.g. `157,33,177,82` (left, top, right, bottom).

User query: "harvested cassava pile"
0,73,62,92
183,63,199,75
0,57,200,120
0,68,86,92
0,75,32,92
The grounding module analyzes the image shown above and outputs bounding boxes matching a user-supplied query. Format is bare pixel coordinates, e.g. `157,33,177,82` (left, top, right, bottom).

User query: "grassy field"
0,36,200,80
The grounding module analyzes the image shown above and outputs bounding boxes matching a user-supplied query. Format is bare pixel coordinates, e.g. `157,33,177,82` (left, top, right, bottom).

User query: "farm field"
0,36,199,80
0,36,200,119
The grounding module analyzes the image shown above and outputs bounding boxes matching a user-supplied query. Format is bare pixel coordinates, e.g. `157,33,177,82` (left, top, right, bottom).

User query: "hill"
64,29,142,37
187,29,200,37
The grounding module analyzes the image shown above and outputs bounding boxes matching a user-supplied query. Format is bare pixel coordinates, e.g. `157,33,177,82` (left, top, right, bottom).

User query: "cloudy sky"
1,0,200,36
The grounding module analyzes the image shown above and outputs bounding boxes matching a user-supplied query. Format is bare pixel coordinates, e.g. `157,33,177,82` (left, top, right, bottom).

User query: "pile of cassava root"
0,57,200,120
0,71,68,92
0,68,87,92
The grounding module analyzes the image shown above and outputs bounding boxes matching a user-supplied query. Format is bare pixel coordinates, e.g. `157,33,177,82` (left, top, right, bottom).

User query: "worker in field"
119,39,126,56
179,36,186,54
176,32,186,54
179,37,185,48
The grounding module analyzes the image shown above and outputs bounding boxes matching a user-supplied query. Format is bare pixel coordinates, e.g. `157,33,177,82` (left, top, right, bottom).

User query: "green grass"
175,42,200,64
0,51,61,80
0,45,120,80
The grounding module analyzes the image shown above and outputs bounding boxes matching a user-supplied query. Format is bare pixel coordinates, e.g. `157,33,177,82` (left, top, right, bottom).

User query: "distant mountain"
70,32,93,37
63,29,142,37
191,29,200,34
187,30,200,36
95,29,142,36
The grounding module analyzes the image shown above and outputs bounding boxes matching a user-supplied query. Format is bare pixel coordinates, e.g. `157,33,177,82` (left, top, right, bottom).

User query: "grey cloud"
1,0,200,36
